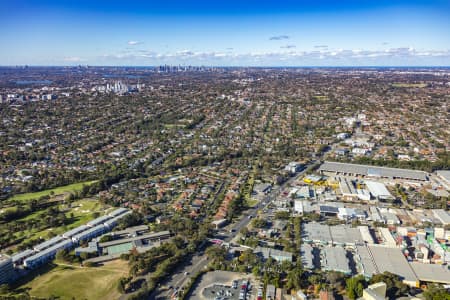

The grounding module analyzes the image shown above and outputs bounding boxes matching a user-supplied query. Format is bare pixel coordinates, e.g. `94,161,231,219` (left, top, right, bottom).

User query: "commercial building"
300,244,315,270
12,208,131,269
365,181,394,200
294,200,314,214
302,222,332,245
86,215,111,227
104,211,132,228
72,224,107,242
24,239,73,269
436,170,450,190
339,178,370,201
0,255,15,285
319,161,428,181
367,245,419,287
321,246,351,275
74,241,99,256
354,245,378,279
98,231,170,250
409,262,450,285
432,209,450,226
285,162,304,174
11,249,35,266
302,223,365,246
378,227,397,247
34,235,65,252
329,225,364,246
212,218,228,229
254,247,293,263
362,282,387,300
63,225,89,239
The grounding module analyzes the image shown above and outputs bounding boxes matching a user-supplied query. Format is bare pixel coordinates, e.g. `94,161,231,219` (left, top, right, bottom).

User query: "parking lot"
203,283,243,300
188,271,259,300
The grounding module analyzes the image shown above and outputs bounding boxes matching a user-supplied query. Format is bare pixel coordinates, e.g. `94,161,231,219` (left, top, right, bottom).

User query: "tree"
285,265,303,291
370,272,409,299
346,275,366,300
423,284,450,300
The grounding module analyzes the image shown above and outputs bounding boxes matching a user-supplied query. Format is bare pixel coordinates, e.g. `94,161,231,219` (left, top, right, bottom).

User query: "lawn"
21,260,128,300
391,83,427,88
7,180,98,203
14,199,107,245
246,198,259,208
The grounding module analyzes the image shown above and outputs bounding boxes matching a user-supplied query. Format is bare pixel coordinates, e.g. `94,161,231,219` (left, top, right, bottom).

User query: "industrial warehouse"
301,222,450,287
319,161,429,181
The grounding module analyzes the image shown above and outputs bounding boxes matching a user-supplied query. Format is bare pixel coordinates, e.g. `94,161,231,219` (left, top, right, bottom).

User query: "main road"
149,160,318,299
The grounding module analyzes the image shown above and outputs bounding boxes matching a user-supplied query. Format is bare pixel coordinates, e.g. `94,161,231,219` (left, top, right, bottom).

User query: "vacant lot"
21,260,128,300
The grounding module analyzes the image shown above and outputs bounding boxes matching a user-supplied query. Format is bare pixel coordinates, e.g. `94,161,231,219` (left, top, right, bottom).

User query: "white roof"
436,170,450,183
365,181,393,199
432,209,450,225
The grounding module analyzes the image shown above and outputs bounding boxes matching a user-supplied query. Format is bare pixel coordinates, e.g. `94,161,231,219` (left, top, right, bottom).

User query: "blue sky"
1,0,449,66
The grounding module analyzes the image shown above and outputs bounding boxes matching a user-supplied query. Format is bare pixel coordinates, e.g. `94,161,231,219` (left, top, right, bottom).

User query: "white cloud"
63,56,86,62
269,35,290,41
127,41,142,46
98,47,450,65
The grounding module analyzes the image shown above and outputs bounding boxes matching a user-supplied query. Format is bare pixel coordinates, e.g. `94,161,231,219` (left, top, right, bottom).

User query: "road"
148,161,318,300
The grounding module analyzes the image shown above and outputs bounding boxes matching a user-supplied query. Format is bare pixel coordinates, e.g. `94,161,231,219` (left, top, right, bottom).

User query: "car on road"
232,280,238,289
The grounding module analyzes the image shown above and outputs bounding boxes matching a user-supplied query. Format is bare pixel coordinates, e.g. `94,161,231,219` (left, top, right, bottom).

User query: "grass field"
7,180,98,203
15,199,107,243
392,83,427,88
21,260,128,300
246,198,259,208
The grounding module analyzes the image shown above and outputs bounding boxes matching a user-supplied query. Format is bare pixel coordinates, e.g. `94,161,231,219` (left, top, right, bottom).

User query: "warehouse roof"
367,245,418,285
365,181,394,199
300,244,315,269
355,245,378,278
322,246,351,274
409,262,450,284
303,222,332,243
436,170,450,183
329,225,364,245
432,209,450,225
319,161,428,181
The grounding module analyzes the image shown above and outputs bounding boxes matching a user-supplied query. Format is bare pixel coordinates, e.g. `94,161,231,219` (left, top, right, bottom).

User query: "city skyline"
1,0,450,66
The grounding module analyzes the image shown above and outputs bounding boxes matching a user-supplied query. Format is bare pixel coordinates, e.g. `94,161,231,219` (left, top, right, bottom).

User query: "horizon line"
1,65,450,68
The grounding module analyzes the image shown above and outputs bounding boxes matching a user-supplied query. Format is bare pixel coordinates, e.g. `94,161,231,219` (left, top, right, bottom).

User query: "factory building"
319,161,428,181
321,246,351,275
